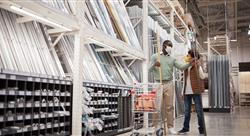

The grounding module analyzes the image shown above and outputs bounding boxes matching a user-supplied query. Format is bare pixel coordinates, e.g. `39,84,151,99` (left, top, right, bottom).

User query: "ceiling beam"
238,22,249,27
207,15,250,23
210,30,241,35
198,0,241,7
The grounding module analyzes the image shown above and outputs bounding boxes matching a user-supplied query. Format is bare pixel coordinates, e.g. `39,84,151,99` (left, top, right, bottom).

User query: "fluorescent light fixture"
87,37,118,51
248,30,250,35
10,5,72,31
230,39,237,42
203,41,208,44
214,36,217,40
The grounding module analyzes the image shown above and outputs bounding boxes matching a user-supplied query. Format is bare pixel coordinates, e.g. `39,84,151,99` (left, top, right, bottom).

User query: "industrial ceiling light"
248,30,250,35
10,5,72,31
230,39,237,42
214,36,217,40
203,41,208,44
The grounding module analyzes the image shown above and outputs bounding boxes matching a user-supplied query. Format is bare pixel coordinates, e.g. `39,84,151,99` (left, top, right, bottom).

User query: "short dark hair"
188,49,200,59
163,40,173,47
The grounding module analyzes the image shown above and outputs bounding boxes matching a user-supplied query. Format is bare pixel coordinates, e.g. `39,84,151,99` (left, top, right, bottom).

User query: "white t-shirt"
185,66,207,94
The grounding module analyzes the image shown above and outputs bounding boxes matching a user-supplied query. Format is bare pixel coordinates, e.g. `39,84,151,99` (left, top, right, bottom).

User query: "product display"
82,82,132,136
0,9,65,77
0,0,245,135
0,72,72,135
208,55,231,111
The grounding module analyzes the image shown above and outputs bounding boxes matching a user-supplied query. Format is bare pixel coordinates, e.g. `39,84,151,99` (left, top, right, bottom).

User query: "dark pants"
182,94,204,134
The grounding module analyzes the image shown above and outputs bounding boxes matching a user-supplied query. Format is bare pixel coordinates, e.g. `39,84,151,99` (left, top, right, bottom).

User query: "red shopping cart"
130,83,166,136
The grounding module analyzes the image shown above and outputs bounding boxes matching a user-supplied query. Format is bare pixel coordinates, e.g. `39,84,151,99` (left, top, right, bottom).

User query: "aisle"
171,106,250,136
118,107,250,136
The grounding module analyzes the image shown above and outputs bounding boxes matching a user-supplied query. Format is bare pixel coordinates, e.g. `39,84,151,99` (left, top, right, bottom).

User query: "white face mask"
165,47,172,54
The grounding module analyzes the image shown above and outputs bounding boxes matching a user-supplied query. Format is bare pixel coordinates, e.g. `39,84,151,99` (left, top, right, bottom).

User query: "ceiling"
180,0,250,40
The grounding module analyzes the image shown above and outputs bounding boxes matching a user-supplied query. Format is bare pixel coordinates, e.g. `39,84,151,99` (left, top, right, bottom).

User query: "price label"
10,75,16,80
42,79,47,82
8,104,14,108
26,115,31,119
54,123,59,127
0,116,3,121
48,113,53,117
33,127,38,130
48,92,53,96
26,91,32,95
34,114,39,118
0,74,6,79
17,115,23,120
19,91,24,95
49,80,53,83
35,78,40,82
8,116,14,121
9,90,15,95
27,77,32,81
18,103,24,107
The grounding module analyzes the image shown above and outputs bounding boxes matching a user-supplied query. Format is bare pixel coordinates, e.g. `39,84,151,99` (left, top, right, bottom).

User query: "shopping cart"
130,83,165,136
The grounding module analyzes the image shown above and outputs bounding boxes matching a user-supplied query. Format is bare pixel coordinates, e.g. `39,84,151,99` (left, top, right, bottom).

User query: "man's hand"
179,94,184,101
155,61,161,67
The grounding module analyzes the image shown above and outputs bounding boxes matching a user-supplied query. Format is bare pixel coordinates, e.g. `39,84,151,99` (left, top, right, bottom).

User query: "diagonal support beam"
133,18,142,28
128,59,136,67
50,33,64,49
125,0,131,6
16,16,35,23
95,48,116,52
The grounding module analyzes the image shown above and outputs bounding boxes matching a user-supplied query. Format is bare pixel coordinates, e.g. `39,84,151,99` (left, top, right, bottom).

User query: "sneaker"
199,130,204,135
168,127,178,135
178,129,189,134
156,128,163,136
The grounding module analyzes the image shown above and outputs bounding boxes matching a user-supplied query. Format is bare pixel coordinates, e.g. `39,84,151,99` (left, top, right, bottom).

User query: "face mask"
165,47,172,54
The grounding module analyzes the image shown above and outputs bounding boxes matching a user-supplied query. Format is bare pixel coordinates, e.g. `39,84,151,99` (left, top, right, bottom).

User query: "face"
164,45,172,53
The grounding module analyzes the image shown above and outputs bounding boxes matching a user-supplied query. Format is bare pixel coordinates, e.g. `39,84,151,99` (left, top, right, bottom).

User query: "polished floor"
118,106,250,136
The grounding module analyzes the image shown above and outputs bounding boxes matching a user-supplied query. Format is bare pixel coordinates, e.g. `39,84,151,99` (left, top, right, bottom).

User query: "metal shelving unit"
0,71,72,136
82,82,132,136
0,0,198,135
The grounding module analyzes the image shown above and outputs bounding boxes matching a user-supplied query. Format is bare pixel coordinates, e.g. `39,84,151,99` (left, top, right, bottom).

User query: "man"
149,40,192,135
178,50,207,135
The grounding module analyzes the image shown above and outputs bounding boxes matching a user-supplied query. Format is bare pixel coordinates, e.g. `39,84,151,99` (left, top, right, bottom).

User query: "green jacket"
149,53,191,81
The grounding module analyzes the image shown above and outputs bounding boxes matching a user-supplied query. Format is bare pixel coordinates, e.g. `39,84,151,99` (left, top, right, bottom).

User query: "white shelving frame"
0,0,199,134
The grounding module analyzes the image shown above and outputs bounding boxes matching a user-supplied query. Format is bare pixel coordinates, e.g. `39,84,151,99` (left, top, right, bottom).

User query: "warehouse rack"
239,63,250,106
82,82,134,136
0,0,195,134
0,70,72,136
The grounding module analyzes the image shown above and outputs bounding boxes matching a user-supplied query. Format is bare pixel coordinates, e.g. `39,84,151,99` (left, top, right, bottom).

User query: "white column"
72,31,84,135
142,0,149,128
170,9,175,40
72,1,85,134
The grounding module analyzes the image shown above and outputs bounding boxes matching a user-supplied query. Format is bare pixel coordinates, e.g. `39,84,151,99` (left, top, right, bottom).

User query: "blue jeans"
183,94,204,133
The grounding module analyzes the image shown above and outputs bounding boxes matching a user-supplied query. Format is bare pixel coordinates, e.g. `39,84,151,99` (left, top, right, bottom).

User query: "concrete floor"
118,106,250,136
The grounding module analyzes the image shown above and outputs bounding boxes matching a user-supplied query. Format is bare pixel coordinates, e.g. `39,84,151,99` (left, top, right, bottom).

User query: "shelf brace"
133,18,142,28
95,48,115,52
122,56,135,60
128,59,136,68
125,0,131,6
50,33,65,49
210,46,221,55
130,17,141,20
16,16,35,23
